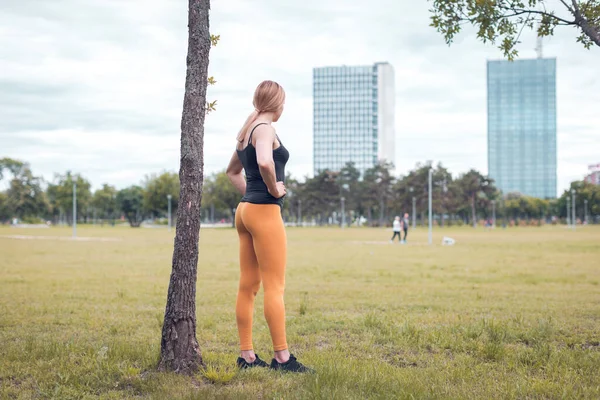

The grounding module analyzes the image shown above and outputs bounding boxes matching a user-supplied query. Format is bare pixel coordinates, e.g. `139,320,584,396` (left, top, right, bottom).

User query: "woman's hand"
269,181,286,199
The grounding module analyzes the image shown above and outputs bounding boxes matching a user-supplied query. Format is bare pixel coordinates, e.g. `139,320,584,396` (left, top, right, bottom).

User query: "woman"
226,80,310,373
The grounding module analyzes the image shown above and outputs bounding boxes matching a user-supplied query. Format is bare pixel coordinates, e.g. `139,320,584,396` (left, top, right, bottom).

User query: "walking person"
390,216,402,243
226,80,311,373
402,213,410,244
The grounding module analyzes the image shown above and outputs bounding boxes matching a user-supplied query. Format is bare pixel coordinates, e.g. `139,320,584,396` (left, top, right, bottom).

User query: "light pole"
340,183,349,229
111,193,116,227
72,182,77,238
428,168,433,245
566,196,571,227
441,177,448,227
298,200,302,227
410,186,416,229
584,199,588,225
167,194,172,232
375,177,384,225
571,189,576,230
341,197,346,229
492,200,496,228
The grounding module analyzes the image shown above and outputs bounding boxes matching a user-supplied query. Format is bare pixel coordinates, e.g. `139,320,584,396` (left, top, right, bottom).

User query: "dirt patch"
315,340,331,351
581,341,600,351
382,350,424,368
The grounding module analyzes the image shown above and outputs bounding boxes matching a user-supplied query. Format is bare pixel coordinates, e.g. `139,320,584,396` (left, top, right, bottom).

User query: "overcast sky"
1,0,598,195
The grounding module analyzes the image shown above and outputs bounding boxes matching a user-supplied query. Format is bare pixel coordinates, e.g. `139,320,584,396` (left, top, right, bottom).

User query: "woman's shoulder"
251,123,277,142
252,123,276,134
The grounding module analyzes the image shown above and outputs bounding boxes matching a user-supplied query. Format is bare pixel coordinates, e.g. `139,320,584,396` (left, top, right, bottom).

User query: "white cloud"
0,0,598,196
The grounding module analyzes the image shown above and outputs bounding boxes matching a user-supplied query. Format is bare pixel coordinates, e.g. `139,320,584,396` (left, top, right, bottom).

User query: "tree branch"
515,13,533,44
497,4,576,24
570,0,581,14
559,0,574,14
511,8,577,25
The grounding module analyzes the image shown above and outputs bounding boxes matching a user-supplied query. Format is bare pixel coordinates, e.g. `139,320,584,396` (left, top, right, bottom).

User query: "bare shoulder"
251,123,276,143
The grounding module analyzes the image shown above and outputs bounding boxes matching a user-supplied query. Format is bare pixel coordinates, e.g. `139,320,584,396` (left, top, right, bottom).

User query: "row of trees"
283,161,600,226
0,157,178,227
2,157,598,227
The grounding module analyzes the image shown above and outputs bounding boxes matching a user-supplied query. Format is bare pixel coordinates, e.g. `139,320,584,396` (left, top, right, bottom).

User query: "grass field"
1,225,599,399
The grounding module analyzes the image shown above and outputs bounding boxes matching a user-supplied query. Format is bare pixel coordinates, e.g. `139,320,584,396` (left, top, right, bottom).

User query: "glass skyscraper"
487,58,557,199
313,62,395,175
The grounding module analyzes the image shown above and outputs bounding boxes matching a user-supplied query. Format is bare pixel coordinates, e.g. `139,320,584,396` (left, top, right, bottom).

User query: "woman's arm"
226,151,246,195
254,125,284,198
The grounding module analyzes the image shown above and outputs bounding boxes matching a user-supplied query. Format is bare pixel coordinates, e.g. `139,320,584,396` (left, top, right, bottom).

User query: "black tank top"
236,123,289,207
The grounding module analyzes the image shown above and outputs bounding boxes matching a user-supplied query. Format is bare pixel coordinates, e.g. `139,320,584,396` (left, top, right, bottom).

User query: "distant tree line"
1,157,598,227
284,161,600,227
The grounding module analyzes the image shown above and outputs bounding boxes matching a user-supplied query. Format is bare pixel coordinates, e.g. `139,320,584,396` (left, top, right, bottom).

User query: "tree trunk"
571,0,600,47
159,0,211,374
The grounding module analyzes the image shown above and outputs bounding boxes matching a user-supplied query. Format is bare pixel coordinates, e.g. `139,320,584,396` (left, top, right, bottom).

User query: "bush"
21,216,46,224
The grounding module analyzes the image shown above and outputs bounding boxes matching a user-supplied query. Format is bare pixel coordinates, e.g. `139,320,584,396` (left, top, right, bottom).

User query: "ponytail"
236,110,259,143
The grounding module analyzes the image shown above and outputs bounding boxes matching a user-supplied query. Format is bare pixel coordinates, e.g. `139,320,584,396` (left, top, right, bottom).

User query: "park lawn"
0,225,599,399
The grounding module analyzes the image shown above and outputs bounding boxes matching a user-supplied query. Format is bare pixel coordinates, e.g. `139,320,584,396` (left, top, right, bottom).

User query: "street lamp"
571,189,576,231
375,177,384,224
341,197,346,229
167,194,172,232
442,177,448,227
428,169,433,245
409,186,416,229
566,195,571,227
111,193,116,227
72,182,77,238
341,183,349,229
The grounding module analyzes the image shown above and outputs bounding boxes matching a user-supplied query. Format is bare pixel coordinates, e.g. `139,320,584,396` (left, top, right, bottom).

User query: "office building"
313,62,395,175
585,163,600,185
487,58,557,198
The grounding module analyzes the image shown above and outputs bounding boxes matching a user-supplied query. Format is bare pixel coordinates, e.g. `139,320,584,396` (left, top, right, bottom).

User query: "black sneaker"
270,354,313,373
237,354,269,369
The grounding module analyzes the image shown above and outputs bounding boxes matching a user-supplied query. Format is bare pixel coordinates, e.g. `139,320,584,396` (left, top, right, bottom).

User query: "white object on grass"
442,236,456,246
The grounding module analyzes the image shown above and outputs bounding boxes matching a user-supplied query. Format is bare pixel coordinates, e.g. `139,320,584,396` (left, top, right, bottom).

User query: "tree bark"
571,0,600,47
159,0,211,374
577,16,600,47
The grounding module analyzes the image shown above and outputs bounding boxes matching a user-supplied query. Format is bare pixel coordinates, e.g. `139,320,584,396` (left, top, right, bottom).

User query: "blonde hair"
236,80,285,143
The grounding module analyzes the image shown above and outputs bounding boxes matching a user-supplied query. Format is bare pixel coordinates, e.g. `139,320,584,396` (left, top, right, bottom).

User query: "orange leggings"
235,202,287,351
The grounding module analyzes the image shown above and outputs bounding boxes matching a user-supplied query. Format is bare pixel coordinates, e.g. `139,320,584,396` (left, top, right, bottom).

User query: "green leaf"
206,100,218,114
